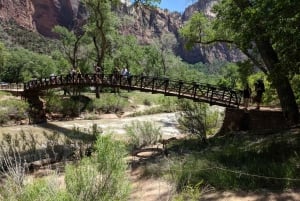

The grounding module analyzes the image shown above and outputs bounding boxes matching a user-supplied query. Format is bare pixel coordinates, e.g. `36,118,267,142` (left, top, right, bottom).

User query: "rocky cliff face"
0,0,243,63
0,0,35,31
179,0,243,63
0,0,83,37
120,4,182,44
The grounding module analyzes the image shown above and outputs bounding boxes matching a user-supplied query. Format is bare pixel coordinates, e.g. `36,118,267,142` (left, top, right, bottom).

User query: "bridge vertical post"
192,82,199,100
164,78,169,95
152,77,156,93
178,80,183,97
152,77,156,92
209,87,216,105
140,75,144,89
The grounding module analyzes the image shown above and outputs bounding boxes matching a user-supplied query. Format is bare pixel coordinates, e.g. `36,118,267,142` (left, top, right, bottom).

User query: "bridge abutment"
25,93,47,124
220,108,288,133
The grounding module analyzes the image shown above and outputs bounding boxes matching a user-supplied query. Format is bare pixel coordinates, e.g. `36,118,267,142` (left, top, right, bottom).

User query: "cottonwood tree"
180,0,300,124
154,33,177,75
53,26,86,70
82,0,120,98
83,0,119,71
0,42,7,80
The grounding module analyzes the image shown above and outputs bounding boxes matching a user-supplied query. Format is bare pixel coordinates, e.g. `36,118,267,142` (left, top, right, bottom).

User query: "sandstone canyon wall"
0,0,83,37
0,0,244,63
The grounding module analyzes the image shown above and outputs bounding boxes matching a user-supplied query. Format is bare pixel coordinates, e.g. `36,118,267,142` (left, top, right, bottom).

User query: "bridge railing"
0,83,24,91
23,74,242,108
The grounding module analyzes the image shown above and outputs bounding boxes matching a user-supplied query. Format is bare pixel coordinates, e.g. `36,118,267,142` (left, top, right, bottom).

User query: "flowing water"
0,113,181,139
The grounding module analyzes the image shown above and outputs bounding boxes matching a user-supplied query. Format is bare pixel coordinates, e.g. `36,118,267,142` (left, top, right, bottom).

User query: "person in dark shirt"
243,83,251,110
253,79,265,110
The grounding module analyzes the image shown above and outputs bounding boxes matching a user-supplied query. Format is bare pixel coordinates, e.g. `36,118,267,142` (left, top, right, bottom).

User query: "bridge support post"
95,86,100,98
25,93,47,124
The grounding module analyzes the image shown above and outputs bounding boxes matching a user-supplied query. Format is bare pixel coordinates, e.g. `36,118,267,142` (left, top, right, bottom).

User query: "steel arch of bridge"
23,74,242,108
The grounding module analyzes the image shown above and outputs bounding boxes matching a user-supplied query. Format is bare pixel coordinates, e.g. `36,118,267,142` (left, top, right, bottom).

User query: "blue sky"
130,0,195,12
158,0,195,12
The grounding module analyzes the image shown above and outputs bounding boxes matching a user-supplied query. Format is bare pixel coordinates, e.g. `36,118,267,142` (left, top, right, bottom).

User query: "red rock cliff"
0,0,81,37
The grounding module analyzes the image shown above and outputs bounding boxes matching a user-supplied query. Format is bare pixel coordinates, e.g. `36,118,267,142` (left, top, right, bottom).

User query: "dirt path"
200,189,300,201
129,167,175,201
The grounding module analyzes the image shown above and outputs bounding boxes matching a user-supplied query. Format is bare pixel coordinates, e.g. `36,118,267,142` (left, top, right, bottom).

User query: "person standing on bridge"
253,79,265,110
243,83,251,110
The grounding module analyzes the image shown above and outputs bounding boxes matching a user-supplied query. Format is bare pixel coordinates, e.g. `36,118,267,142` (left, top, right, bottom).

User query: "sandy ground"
129,167,175,201
1,110,300,200
200,190,300,201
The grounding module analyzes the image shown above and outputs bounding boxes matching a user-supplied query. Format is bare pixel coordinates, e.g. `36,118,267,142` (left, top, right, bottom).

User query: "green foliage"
65,135,130,201
19,178,71,201
179,12,213,50
133,0,161,7
0,42,7,74
177,101,221,142
0,21,60,54
126,120,162,149
164,132,300,191
179,0,300,123
0,110,10,125
158,96,178,112
0,99,29,124
53,26,89,70
291,75,300,104
45,93,92,117
173,182,203,201
87,93,127,114
0,48,64,82
216,63,240,88
248,73,278,105
83,0,119,69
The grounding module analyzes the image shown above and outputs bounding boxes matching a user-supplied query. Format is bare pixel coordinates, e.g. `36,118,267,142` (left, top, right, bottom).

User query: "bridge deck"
2,74,242,108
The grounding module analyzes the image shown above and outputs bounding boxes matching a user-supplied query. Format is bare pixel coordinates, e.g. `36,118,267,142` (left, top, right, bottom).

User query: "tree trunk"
256,38,299,125
272,76,299,125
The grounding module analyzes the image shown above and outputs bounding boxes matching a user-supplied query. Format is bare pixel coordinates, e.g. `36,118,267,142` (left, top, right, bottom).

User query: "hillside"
0,0,244,64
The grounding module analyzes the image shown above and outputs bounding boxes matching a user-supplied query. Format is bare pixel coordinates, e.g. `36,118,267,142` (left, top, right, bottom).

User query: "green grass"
142,130,300,191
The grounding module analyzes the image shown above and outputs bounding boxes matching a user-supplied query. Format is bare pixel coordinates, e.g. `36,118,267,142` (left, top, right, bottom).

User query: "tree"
83,0,120,71
178,100,220,143
154,33,177,75
132,0,161,7
0,42,7,80
53,26,86,70
1,48,58,83
180,0,300,124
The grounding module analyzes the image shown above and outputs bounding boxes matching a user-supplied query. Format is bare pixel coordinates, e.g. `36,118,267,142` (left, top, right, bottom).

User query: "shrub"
45,93,64,114
125,120,162,149
177,100,221,142
87,94,127,114
65,135,130,201
143,98,151,106
0,109,9,124
173,182,203,201
0,99,29,122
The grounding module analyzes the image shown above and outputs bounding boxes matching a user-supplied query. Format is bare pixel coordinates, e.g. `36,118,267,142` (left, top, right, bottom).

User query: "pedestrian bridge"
1,74,242,108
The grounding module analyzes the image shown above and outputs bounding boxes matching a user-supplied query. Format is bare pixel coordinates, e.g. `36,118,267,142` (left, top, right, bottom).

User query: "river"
0,112,181,139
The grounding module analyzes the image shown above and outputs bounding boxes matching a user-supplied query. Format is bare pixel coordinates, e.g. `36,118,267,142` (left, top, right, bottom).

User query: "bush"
0,99,28,121
125,121,162,149
0,176,71,201
87,94,127,114
177,100,221,142
45,93,84,117
173,182,203,201
143,98,152,106
0,109,9,124
65,135,130,201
